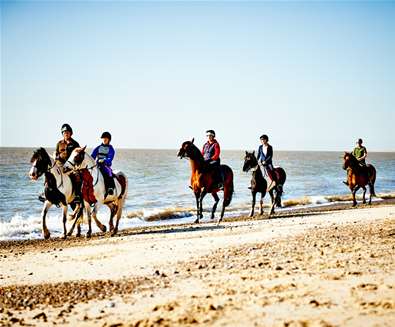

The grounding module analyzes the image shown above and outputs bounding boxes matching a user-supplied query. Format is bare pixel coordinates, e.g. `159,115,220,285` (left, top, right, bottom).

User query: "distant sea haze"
1,148,394,240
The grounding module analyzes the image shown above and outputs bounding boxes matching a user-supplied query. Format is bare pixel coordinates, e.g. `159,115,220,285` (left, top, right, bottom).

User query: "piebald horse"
343,152,376,206
29,148,88,239
177,139,234,224
64,147,128,236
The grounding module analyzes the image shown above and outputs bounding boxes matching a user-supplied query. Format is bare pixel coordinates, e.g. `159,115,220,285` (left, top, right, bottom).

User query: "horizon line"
1,146,394,153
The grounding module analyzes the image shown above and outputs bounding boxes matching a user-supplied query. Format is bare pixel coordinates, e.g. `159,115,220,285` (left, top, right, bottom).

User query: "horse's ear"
191,138,194,144
245,151,248,155
252,150,255,155
81,145,87,152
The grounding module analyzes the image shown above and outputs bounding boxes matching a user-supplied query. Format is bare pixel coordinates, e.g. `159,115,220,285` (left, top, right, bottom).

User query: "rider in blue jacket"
92,132,115,195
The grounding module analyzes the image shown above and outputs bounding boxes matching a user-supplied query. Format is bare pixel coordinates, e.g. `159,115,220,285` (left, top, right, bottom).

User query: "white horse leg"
67,204,82,237
41,201,52,239
111,201,123,237
108,203,117,232
91,203,107,232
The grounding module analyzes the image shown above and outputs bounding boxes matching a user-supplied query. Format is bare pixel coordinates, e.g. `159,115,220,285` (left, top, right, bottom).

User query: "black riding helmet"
206,130,216,137
101,131,112,141
61,123,73,135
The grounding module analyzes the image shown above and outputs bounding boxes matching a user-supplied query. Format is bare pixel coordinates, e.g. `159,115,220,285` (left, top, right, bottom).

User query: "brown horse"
177,139,234,224
343,152,376,206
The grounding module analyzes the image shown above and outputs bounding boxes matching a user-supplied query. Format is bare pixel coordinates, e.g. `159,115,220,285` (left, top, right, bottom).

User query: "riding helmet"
206,130,216,137
101,131,112,141
61,123,73,134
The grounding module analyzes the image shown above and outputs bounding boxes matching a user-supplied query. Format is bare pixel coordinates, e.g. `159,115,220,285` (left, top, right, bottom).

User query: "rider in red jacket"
201,130,223,188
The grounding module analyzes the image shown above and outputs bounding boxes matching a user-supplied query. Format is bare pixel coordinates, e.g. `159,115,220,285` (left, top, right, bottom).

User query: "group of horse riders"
38,123,117,205
199,130,281,190
41,124,369,204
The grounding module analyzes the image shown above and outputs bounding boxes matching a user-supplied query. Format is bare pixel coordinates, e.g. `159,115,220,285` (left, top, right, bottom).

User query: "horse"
64,146,128,236
29,147,88,239
342,152,376,206
177,139,234,224
243,151,286,216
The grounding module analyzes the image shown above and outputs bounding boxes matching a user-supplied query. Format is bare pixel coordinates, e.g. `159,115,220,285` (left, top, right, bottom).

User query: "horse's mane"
31,147,51,164
188,142,204,161
345,152,363,170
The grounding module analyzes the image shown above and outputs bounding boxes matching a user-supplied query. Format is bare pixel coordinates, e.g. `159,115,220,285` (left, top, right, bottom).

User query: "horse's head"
342,152,354,170
29,147,51,180
177,138,198,159
243,151,258,172
64,146,87,172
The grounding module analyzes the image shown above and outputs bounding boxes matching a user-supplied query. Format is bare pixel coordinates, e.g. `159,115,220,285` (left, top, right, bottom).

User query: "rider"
201,129,223,188
39,123,81,202
91,131,115,196
55,124,80,166
352,138,368,166
257,134,277,188
343,138,368,185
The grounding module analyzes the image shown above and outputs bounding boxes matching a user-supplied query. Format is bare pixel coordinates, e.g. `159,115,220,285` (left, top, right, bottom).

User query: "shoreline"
1,197,394,251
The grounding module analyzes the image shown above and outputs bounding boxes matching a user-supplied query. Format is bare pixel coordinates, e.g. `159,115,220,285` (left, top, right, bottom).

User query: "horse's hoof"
194,219,200,224
67,232,73,237
101,225,107,233
44,232,50,240
210,215,215,220
110,231,117,237
62,235,67,240
86,232,92,239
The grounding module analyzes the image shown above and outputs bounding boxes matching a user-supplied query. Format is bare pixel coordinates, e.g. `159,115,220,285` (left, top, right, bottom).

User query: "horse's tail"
116,171,128,204
368,165,376,197
223,166,234,207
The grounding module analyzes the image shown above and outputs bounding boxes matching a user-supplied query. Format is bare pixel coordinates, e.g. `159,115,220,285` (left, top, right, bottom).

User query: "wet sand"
1,202,395,326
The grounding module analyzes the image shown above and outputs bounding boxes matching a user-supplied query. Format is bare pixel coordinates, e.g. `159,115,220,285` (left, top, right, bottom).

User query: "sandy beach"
1,202,395,326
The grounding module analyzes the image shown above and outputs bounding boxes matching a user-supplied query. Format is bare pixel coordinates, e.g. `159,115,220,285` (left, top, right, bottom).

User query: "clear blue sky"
1,1,394,151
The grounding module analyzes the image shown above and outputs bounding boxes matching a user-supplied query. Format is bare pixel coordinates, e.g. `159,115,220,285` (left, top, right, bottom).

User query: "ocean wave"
0,214,58,240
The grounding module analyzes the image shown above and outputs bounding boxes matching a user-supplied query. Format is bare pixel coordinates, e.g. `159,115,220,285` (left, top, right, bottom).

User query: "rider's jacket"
257,144,273,166
352,146,367,165
55,138,80,164
201,140,220,163
91,144,115,166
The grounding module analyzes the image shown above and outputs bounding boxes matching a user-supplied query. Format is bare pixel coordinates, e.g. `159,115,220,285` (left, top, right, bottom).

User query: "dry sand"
1,203,395,326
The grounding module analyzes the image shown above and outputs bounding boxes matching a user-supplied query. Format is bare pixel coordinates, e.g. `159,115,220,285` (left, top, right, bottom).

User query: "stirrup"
342,181,349,186
107,188,114,195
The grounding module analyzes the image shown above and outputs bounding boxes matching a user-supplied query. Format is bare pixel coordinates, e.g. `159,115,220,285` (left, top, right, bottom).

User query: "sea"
1,148,394,240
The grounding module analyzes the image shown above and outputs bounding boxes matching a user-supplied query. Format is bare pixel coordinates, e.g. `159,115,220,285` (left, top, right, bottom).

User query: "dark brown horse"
343,152,376,206
243,151,286,216
177,139,234,224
